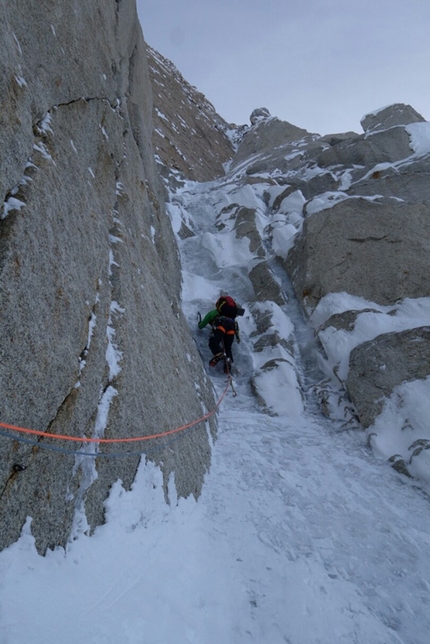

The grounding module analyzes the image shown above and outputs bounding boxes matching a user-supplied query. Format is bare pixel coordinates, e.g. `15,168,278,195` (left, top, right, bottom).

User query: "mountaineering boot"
224,358,232,374
209,352,225,367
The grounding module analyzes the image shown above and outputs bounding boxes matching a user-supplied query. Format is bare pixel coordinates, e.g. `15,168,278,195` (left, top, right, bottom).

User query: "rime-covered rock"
222,98,430,435
230,114,312,174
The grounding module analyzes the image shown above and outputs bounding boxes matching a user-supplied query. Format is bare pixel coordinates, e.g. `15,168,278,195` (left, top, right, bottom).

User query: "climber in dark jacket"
198,295,244,369
198,295,243,329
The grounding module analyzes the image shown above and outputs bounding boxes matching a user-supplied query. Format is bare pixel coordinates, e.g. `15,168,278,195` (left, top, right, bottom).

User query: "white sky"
136,0,430,135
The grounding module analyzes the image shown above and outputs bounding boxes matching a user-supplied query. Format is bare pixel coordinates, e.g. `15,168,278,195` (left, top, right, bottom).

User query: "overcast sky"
136,0,430,136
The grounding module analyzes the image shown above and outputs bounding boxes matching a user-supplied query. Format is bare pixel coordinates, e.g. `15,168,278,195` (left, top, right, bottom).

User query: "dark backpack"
216,295,237,318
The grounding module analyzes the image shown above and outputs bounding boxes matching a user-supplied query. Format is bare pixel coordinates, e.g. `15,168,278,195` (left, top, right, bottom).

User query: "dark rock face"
0,0,215,553
249,262,285,306
147,46,234,183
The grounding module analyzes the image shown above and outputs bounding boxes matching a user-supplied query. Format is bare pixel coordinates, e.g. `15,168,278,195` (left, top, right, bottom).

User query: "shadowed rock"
147,46,234,183
347,327,430,428
285,199,430,311
249,262,285,305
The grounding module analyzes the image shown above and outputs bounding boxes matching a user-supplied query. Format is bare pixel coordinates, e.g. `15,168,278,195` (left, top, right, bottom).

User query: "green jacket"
198,309,219,329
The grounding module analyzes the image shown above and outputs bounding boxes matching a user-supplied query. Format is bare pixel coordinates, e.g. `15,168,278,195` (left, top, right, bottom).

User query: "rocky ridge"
147,46,235,183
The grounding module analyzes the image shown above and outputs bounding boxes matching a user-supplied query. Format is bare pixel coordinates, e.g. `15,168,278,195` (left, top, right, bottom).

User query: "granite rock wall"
0,0,216,553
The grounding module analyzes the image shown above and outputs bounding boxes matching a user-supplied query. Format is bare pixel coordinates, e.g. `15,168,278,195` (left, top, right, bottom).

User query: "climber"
198,295,245,325
198,295,244,371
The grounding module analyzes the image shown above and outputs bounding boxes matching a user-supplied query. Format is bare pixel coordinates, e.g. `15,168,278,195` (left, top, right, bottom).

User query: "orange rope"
0,378,231,444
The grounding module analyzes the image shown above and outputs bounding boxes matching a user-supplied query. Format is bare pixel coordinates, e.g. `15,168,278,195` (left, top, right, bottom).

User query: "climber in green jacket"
198,296,244,369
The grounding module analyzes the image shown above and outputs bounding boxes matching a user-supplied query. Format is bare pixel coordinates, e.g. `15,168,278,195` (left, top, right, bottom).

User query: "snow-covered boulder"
317,126,414,171
347,326,430,429
248,301,303,418
350,153,430,204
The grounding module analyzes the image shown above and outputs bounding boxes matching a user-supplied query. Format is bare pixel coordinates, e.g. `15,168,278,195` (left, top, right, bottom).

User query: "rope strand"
0,378,232,457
